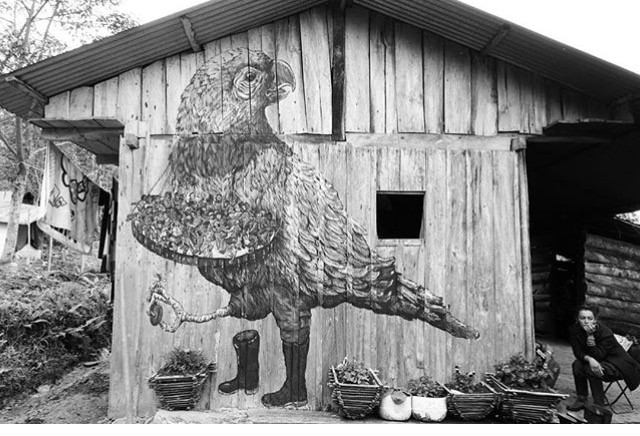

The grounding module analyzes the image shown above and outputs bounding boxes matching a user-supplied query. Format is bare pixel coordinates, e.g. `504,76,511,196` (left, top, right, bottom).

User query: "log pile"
584,233,640,337
531,244,554,335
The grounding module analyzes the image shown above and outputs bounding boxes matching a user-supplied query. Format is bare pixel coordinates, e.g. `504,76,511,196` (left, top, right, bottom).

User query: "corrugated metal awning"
2,0,640,120
527,120,640,217
31,118,124,164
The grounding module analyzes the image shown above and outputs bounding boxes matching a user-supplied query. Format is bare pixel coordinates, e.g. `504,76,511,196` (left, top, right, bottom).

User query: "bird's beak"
267,59,296,103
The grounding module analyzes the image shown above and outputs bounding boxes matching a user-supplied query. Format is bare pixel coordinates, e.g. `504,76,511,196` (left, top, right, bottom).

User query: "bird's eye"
246,71,257,82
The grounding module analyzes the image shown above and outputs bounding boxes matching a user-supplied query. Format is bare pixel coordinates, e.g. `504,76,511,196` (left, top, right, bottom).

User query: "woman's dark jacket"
569,322,640,391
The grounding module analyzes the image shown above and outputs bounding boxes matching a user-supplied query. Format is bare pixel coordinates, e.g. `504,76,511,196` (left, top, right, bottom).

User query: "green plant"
0,257,112,405
158,348,208,377
445,365,485,394
407,375,446,398
494,353,554,391
332,357,375,385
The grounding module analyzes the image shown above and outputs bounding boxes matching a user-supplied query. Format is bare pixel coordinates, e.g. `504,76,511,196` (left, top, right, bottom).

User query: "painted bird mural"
129,47,479,408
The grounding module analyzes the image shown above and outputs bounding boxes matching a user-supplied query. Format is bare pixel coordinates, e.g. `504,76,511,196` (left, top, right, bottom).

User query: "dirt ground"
0,354,111,424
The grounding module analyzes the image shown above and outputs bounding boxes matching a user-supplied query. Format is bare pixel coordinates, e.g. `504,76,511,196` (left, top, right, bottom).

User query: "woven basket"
443,381,500,421
132,219,276,268
329,366,383,420
149,363,216,411
486,374,568,423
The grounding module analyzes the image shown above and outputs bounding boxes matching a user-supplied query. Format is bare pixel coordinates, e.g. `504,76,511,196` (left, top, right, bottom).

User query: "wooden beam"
480,24,511,56
5,76,47,104
330,0,346,141
39,127,123,141
180,16,203,53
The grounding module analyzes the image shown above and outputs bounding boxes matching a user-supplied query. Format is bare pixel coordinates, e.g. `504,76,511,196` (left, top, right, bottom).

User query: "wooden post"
330,0,346,141
47,235,53,272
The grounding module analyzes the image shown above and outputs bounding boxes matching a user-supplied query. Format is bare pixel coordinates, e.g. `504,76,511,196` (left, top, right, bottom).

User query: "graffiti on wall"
128,48,479,408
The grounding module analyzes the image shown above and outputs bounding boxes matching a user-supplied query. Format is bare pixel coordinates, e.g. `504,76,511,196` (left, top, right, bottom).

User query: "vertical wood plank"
423,31,444,134
586,97,609,120
384,18,397,133
375,146,400,386
320,141,348,380
444,41,472,134
467,151,495,376
117,68,142,135
369,12,386,133
300,6,332,134
561,88,586,122
471,53,497,135
517,150,535,357
44,92,69,118
531,74,548,134
204,39,221,62
260,23,279,132
399,147,425,383
497,61,521,132
545,79,563,124
424,149,448,381
345,145,375,366
518,70,534,134
395,22,425,132
165,54,182,133
275,16,307,134
344,6,370,132
493,151,523,362
142,60,166,134
93,77,119,117
69,86,94,118
447,150,468,374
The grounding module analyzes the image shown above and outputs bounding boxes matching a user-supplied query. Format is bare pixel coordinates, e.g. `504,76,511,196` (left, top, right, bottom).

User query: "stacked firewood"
584,233,640,337
531,242,554,335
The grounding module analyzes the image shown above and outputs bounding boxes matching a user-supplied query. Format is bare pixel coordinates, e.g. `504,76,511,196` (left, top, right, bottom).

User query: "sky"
120,0,640,75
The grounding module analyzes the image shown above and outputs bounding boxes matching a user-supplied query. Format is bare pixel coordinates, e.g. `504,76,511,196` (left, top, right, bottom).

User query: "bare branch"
0,128,19,159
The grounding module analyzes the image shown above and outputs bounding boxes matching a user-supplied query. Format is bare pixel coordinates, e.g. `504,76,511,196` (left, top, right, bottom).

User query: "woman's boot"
218,330,260,395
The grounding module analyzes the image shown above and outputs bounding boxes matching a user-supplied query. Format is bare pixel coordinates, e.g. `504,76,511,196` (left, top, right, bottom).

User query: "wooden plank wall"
584,234,640,338
43,5,612,138
108,132,531,416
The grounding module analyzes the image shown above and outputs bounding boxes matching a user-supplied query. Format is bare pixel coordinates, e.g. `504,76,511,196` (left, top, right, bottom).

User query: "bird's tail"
343,257,479,340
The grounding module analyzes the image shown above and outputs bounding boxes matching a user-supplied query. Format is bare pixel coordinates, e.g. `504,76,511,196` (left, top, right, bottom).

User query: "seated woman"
567,304,640,411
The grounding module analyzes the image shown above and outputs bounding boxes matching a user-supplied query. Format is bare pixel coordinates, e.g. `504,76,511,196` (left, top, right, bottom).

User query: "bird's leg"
146,274,231,333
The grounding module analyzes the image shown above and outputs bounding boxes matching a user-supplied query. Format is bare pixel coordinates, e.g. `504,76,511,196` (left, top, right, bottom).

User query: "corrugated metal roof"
356,0,640,105
1,0,640,120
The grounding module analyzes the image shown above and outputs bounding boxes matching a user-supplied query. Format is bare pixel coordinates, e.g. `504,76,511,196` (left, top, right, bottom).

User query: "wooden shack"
1,0,640,419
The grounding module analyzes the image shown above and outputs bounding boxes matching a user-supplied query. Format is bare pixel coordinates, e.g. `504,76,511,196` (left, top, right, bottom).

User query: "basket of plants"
148,348,216,411
406,375,448,422
328,357,383,420
486,353,568,423
442,366,500,421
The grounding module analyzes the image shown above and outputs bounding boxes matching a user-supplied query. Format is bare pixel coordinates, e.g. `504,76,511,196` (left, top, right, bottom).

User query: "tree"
0,0,136,263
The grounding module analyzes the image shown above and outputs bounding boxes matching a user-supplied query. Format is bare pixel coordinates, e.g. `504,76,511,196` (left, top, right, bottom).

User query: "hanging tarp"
37,144,102,254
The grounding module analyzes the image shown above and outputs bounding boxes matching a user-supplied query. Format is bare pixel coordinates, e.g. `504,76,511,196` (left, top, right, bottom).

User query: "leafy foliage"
0,249,111,405
407,375,446,398
444,365,485,394
493,353,555,391
333,357,376,385
158,349,208,377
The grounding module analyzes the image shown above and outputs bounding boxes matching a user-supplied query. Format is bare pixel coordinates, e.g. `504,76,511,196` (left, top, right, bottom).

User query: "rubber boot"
261,337,309,407
218,330,260,395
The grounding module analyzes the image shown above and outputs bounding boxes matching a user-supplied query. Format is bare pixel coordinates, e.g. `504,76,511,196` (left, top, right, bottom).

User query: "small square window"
376,192,425,239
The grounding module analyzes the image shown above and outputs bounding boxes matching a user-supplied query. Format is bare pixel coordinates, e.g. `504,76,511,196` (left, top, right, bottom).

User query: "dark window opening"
376,192,425,239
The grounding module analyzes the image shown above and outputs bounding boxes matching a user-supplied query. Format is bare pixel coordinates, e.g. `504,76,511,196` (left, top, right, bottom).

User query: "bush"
158,349,207,376
407,375,446,398
445,365,485,394
493,353,555,391
0,281,111,405
332,357,376,385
